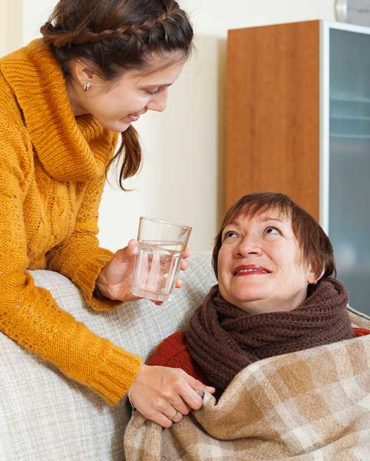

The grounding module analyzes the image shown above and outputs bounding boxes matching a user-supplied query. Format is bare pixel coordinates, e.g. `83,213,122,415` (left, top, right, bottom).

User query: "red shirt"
147,331,204,381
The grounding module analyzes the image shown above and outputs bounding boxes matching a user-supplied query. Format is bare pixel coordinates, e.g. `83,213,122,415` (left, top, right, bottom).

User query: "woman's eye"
146,88,160,96
264,226,280,235
223,230,239,241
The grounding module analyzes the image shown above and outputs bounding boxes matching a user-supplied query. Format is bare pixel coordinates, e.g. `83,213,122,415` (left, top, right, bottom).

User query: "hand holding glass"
131,217,192,302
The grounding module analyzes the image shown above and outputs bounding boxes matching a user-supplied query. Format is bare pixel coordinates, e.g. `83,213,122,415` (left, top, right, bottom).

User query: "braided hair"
40,0,193,189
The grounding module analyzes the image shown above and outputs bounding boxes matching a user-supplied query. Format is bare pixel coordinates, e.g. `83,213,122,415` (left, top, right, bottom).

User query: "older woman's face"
217,210,316,314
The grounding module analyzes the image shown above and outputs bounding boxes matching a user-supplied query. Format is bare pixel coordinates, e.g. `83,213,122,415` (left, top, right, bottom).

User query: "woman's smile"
232,264,271,276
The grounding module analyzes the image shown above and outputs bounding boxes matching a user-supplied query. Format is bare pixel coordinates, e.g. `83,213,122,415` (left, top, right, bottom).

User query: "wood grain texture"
226,20,320,219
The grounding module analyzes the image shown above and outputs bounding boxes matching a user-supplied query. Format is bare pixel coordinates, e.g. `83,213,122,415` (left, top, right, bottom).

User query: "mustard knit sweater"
0,39,142,405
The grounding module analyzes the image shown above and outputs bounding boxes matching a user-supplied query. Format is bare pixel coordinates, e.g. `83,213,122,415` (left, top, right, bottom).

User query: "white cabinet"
326,23,370,314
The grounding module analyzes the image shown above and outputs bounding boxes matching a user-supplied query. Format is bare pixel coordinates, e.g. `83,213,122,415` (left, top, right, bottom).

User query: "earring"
83,81,91,92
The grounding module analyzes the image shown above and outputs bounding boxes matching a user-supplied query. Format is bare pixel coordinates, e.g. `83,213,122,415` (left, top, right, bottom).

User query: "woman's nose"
235,235,262,257
146,88,169,112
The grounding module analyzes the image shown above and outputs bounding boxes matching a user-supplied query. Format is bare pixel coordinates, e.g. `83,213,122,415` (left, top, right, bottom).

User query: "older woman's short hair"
212,192,335,281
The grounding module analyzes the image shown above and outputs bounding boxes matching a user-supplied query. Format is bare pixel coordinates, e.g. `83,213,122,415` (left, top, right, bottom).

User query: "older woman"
148,192,358,397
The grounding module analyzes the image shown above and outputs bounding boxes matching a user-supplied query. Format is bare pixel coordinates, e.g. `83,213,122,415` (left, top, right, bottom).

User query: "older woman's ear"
307,272,317,284
308,267,325,285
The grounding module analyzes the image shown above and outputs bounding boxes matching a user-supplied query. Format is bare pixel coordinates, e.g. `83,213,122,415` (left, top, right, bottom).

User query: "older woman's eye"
223,230,239,241
265,226,280,235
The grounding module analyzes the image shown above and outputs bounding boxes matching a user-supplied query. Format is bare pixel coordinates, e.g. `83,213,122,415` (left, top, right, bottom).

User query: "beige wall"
0,1,7,57
0,0,22,57
2,0,337,251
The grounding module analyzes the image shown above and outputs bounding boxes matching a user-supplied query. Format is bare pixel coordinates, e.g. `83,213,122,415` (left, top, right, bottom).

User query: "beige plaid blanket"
124,310,370,460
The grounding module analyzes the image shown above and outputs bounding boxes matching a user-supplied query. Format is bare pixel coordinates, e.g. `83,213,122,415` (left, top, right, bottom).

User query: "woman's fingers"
147,252,161,292
178,376,216,410
179,258,188,271
177,383,204,410
182,246,190,259
171,410,183,423
205,385,216,394
152,412,173,428
179,246,189,272
163,406,184,423
128,365,214,428
174,278,183,289
168,393,191,416
161,371,212,413
175,247,189,288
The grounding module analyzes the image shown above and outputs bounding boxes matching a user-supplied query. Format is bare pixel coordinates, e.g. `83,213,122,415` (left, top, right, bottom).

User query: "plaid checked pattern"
124,311,370,461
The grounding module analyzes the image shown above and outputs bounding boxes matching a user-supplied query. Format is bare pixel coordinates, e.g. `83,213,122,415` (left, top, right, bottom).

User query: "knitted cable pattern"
0,39,142,405
186,279,354,393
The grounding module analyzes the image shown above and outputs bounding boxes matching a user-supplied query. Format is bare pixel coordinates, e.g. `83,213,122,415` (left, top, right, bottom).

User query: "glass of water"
131,217,192,302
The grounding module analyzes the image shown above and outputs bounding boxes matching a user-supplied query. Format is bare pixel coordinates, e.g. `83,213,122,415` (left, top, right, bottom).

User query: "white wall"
0,0,22,56
0,1,7,57
3,0,336,252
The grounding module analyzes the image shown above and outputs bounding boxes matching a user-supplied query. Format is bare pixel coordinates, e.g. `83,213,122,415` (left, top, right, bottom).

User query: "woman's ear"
308,266,325,285
307,271,316,285
69,58,95,86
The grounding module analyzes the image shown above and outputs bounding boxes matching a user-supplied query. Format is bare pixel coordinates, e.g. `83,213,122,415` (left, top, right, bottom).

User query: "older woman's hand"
128,364,215,427
95,240,190,302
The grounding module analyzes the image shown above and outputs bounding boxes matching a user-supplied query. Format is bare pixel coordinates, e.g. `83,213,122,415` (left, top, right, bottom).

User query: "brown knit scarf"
186,278,354,393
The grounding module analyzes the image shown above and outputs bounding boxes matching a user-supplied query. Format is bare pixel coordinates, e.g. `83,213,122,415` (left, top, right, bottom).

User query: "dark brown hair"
212,192,335,281
40,0,193,189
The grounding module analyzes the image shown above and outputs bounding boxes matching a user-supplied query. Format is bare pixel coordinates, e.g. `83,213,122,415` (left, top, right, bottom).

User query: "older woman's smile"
233,264,271,276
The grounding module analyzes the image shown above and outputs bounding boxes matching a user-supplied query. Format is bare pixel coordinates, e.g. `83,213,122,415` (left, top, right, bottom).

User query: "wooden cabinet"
226,20,370,314
226,20,320,217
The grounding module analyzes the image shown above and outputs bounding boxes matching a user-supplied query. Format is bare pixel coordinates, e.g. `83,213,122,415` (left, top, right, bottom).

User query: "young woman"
148,192,358,396
0,0,214,428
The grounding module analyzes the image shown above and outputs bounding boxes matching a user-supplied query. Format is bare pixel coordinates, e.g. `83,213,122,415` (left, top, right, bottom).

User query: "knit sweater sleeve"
46,173,120,312
0,74,142,405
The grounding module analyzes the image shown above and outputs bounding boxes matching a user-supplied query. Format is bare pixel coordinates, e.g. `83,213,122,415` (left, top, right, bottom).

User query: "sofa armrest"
0,252,216,461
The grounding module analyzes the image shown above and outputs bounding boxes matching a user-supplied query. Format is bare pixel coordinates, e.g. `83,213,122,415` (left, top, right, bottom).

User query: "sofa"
0,252,217,461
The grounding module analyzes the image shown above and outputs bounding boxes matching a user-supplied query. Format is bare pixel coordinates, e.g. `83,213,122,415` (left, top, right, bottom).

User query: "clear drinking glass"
131,217,192,302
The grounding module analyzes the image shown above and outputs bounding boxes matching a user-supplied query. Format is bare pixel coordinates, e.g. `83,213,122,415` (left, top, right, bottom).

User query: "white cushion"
0,252,216,461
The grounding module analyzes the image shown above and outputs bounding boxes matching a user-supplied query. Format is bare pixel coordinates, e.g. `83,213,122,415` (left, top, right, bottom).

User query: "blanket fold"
124,310,370,461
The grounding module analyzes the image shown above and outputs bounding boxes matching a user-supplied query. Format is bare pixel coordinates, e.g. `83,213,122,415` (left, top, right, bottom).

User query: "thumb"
127,239,138,256
116,239,138,262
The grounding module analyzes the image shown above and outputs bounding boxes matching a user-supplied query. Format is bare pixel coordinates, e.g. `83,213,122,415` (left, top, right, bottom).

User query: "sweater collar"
0,39,117,182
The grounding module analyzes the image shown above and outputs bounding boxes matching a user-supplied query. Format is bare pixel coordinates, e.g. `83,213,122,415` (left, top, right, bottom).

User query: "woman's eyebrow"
224,220,240,228
259,216,285,223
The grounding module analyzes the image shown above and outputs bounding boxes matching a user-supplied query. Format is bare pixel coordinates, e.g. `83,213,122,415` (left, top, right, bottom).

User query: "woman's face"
68,53,185,132
217,210,316,314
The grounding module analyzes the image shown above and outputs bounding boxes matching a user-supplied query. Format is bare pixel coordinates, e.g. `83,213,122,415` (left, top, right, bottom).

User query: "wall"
2,0,336,252
0,0,22,56
0,1,7,57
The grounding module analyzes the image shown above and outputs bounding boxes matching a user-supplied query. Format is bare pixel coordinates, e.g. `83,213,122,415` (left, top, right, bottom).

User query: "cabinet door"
329,27,370,315
226,21,320,219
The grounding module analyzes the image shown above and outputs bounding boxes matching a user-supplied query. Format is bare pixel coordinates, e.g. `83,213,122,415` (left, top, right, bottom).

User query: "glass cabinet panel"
329,28,370,314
